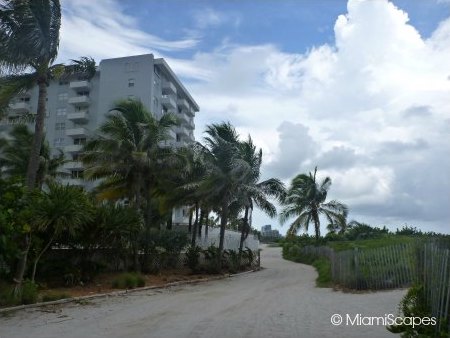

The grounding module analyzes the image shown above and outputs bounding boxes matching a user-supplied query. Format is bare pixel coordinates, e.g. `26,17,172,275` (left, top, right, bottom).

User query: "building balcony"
69,80,90,90
66,127,88,138
64,144,83,153
63,161,84,170
186,119,195,130
175,126,189,138
68,95,90,107
63,178,84,186
166,128,176,141
9,101,30,114
67,111,89,123
176,112,189,125
161,95,177,110
186,108,195,117
177,98,189,111
162,80,177,95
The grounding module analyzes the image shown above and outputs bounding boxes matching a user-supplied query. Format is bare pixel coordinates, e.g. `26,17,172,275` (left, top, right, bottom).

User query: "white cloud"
57,0,450,234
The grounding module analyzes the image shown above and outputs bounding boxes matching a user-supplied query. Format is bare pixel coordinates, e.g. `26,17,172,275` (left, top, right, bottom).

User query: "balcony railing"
69,80,90,90
66,127,88,137
67,111,89,123
162,80,177,95
9,101,30,113
161,95,177,110
68,95,90,106
64,144,83,153
177,98,189,111
63,161,84,170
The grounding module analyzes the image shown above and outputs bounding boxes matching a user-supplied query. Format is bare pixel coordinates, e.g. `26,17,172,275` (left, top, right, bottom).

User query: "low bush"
224,249,240,273
185,245,202,273
203,245,221,274
111,273,145,289
21,280,39,305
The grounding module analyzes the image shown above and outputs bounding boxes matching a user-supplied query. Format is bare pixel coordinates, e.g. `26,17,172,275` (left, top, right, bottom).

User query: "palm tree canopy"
82,99,179,203
280,167,348,237
0,0,61,73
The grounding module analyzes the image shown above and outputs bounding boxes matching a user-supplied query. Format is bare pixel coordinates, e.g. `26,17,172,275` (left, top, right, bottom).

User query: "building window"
176,134,181,142
72,154,80,161
56,108,67,116
53,138,64,146
128,78,135,87
76,91,89,97
58,93,68,101
73,138,86,145
154,66,160,78
55,122,65,130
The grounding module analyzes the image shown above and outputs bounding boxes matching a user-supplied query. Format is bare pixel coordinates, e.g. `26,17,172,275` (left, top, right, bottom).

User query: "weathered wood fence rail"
418,241,450,334
300,242,418,290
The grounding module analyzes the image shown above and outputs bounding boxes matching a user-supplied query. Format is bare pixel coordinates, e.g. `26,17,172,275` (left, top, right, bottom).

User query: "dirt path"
0,246,405,338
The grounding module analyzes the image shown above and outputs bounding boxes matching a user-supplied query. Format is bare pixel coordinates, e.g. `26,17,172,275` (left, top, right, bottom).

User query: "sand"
0,245,405,338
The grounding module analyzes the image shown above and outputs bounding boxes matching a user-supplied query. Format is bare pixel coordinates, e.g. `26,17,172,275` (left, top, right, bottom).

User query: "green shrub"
112,273,145,289
21,280,38,305
224,249,239,273
0,284,19,307
185,245,202,272
203,245,221,274
312,258,332,287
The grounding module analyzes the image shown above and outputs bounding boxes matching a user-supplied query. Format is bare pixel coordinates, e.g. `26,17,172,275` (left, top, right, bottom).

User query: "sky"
57,0,450,235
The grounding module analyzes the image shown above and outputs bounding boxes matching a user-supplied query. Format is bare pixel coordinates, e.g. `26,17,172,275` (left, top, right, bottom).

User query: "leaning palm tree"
0,0,62,189
236,136,285,257
280,167,348,241
197,123,251,265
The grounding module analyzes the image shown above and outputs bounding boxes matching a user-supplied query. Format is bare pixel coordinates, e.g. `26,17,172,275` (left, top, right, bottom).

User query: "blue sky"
59,0,450,235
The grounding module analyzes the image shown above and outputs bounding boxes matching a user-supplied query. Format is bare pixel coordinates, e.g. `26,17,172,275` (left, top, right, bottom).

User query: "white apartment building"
0,54,199,224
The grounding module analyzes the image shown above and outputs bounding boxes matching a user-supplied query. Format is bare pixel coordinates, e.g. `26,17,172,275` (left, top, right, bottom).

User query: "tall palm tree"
280,167,348,241
0,0,62,189
198,123,251,265
236,136,285,256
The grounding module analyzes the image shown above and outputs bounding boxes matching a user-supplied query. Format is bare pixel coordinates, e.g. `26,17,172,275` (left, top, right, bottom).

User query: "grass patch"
111,273,145,289
41,293,71,302
311,258,332,287
327,236,416,252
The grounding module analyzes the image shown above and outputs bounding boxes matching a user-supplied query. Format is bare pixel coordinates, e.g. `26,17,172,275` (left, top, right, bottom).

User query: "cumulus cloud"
57,0,450,233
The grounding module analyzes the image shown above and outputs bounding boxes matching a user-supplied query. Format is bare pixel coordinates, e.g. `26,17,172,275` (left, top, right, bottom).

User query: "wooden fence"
300,242,418,290
298,240,450,334
418,241,450,334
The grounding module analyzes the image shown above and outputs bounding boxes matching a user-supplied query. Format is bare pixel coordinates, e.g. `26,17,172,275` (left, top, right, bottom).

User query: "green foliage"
41,292,71,302
241,247,255,267
387,284,448,337
203,245,221,274
224,249,240,273
185,245,202,272
111,273,145,289
20,280,39,305
282,242,332,287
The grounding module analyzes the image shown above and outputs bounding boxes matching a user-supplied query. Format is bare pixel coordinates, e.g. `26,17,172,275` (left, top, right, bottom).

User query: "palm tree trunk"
14,77,48,288
218,199,228,270
238,207,249,268
312,210,321,242
205,211,209,238
26,78,47,189
31,232,56,282
191,202,199,246
188,208,193,233
198,208,205,238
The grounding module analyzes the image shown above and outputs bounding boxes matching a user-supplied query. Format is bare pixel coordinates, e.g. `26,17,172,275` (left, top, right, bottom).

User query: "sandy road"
0,246,405,338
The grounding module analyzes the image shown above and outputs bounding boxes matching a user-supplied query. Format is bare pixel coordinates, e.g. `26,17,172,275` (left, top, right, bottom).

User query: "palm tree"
198,123,251,266
29,182,93,281
82,99,178,225
280,167,348,241
236,137,285,258
0,125,67,187
0,0,62,189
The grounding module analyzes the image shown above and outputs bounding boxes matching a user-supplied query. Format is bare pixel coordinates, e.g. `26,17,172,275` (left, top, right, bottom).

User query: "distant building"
261,224,281,239
0,54,199,225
